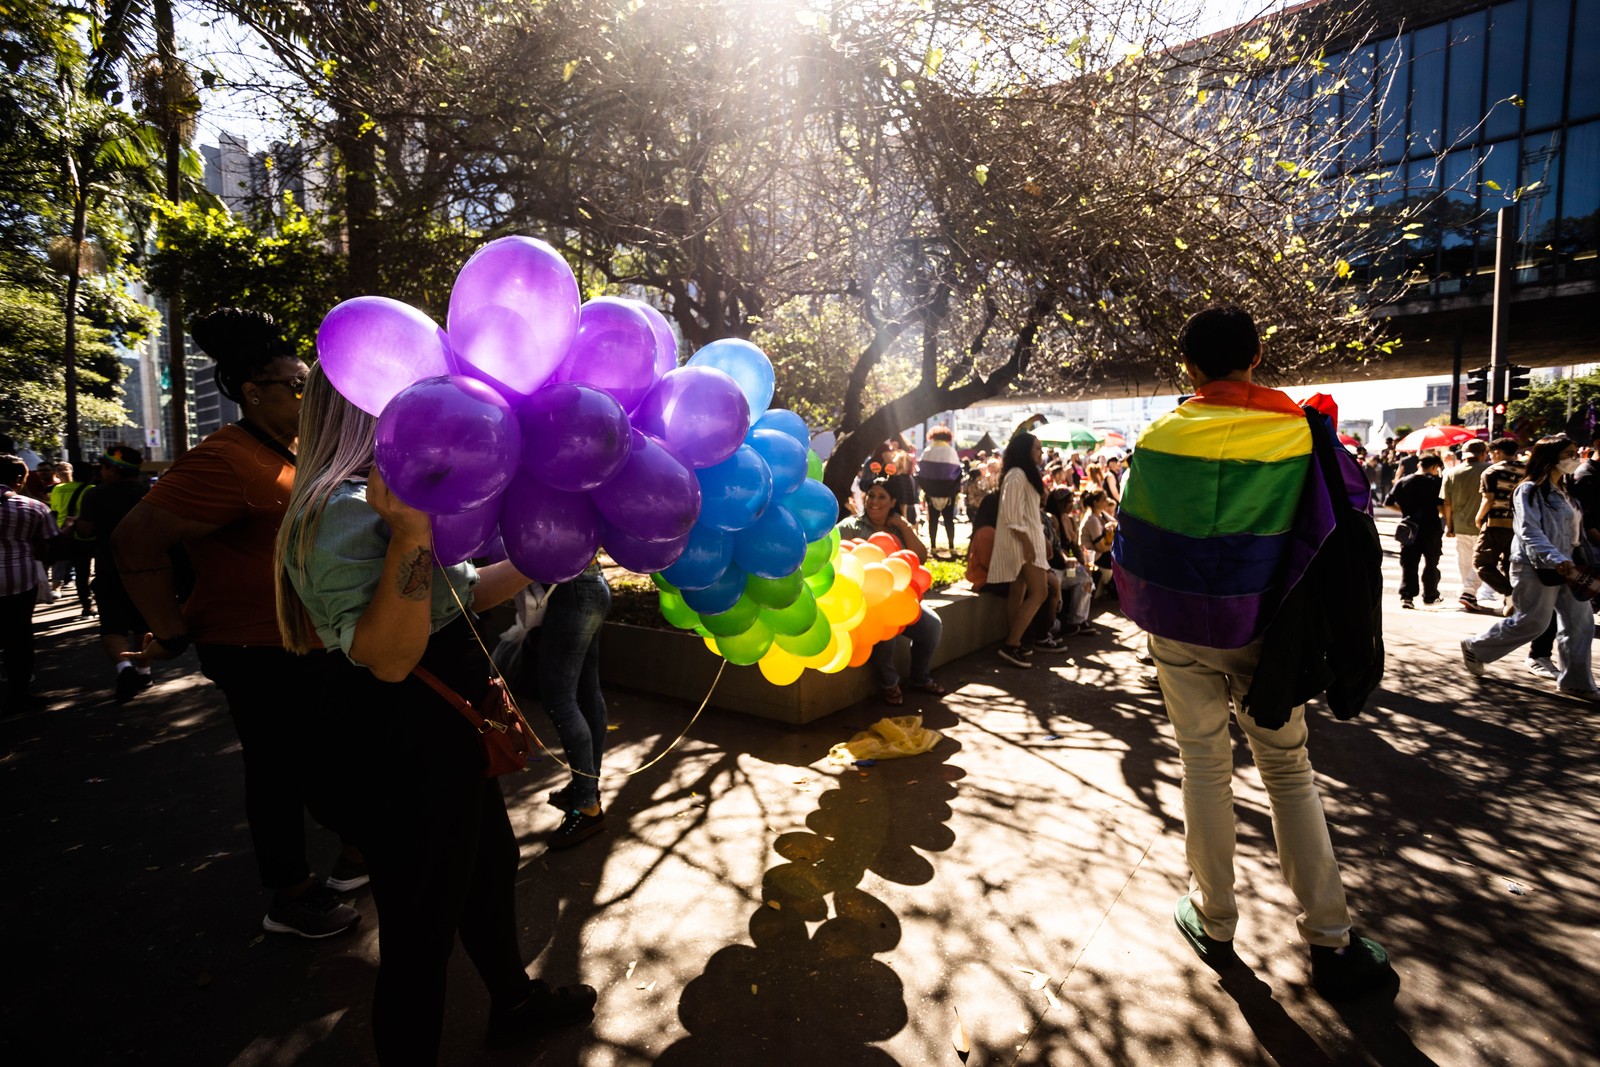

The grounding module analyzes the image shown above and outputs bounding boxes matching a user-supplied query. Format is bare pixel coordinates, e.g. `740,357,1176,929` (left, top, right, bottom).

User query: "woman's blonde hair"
274,364,378,653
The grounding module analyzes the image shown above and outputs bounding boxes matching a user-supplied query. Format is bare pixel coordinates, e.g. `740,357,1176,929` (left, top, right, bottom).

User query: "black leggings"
926,499,956,550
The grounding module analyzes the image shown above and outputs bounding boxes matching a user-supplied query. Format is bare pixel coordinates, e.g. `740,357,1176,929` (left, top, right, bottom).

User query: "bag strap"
411,664,507,735
67,482,89,516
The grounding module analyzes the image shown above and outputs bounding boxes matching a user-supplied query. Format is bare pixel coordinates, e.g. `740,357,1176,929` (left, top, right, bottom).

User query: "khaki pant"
1150,634,1353,947
1453,532,1481,600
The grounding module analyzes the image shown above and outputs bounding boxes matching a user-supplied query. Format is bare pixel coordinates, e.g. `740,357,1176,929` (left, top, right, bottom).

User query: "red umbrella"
1337,433,1360,446
1395,425,1476,452
1095,429,1127,448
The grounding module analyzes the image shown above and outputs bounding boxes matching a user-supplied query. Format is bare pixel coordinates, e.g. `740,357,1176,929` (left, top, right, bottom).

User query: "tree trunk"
337,113,380,297
63,190,88,467
155,0,188,457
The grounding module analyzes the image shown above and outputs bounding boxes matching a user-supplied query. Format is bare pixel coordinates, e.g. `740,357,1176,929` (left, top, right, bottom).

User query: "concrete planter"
598,585,1009,725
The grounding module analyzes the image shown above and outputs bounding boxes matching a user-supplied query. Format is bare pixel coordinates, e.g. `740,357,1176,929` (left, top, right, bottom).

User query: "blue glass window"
1410,24,1447,156
1524,0,1568,129
1517,130,1563,278
1440,150,1481,291
1560,120,1600,275
1478,140,1519,269
1378,35,1409,163
1571,0,1600,120
1343,45,1377,159
1485,0,1527,140
1447,11,1487,144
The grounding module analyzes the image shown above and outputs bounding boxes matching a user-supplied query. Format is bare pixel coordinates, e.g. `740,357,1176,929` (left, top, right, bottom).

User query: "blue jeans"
1466,559,1594,691
535,571,611,808
870,604,942,690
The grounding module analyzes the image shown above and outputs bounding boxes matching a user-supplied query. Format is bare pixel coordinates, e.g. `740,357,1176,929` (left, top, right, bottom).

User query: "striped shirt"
1,490,59,596
987,467,1047,583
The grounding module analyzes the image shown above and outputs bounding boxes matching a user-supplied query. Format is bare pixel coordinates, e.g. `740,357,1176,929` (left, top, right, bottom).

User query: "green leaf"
973,164,989,186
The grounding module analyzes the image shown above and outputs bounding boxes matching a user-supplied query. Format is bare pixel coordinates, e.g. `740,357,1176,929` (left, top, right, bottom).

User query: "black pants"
331,627,529,1065
1399,532,1442,601
926,499,956,551
1,589,38,702
70,542,94,612
1532,612,1558,661
197,644,343,891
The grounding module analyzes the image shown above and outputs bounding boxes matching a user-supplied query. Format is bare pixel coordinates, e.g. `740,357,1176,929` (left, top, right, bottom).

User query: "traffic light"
1464,366,1490,403
1494,402,1508,416
1507,365,1532,400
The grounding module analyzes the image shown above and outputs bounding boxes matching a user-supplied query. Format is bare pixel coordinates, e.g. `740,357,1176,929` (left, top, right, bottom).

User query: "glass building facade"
1328,0,1599,294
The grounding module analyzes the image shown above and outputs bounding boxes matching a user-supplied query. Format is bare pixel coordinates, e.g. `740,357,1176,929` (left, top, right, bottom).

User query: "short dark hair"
0,453,25,484
1419,455,1443,470
1179,305,1261,381
1490,436,1519,457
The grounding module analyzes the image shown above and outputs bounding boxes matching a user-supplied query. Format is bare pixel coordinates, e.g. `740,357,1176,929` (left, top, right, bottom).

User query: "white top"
987,468,1046,583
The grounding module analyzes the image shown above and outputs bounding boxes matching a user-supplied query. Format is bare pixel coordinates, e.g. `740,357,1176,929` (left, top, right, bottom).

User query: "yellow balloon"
758,645,806,685
851,542,885,565
836,552,866,586
800,626,840,669
883,556,913,592
819,627,854,673
703,635,721,656
861,563,893,604
835,579,866,629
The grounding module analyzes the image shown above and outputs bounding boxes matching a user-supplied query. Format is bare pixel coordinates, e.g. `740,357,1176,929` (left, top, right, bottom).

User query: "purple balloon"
555,297,660,412
499,474,602,584
433,502,499,566
375,375,522,515
591,430,702,543
603,523,689,574
448,236,580,398
634,301,680,380
316,297,455,417
630,367,751,470
516,382,633,492
478,533,508,564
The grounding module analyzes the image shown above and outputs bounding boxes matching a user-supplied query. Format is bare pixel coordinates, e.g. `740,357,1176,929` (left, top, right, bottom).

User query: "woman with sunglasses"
113,309,364,939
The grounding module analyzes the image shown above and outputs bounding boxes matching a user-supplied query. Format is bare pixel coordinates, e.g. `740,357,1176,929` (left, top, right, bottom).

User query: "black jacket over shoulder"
1242,409,1385,729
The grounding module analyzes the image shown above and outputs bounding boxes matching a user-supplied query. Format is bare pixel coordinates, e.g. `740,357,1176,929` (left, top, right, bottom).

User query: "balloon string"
445,576,724,780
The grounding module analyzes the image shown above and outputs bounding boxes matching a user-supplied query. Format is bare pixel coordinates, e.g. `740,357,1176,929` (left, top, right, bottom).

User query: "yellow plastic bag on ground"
827,715,943,764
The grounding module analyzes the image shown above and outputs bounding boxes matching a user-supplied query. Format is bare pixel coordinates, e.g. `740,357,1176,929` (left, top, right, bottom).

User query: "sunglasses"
253,377,307,400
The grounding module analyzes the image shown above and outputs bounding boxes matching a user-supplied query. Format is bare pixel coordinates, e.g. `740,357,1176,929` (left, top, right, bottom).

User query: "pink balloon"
499,472,602,584
630,366,751,470
555,297,660,412
316,297,454,417
591,430,702,542
447,236,580,398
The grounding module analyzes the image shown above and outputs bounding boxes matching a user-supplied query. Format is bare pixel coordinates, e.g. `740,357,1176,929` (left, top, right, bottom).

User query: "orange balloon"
861,563,893,604
868,531,901,555
847,629,875,666
885,589,921,626
883,557,912,591
911,566,933,595
890,549,920,565
851,542,885,565
840,538,861,551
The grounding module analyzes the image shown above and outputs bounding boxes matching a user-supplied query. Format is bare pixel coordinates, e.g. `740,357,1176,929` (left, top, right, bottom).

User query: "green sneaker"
1310,933,1396,1000
1174,894,1236,968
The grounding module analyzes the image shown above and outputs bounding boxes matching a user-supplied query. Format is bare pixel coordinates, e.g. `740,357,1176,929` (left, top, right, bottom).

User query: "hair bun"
189,307,288,364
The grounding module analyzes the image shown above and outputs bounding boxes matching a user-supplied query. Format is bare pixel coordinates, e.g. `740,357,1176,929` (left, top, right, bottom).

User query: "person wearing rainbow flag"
1113,305,1395,1001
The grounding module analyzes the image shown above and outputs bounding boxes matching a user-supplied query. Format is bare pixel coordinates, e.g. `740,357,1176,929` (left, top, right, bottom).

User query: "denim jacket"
1511,480,1582,569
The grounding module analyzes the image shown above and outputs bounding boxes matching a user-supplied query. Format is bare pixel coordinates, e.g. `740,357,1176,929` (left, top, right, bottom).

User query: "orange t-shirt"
142,423,303,647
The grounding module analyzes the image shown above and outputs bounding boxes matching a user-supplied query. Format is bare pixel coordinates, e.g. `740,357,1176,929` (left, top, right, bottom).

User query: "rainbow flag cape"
1112,381,1316,649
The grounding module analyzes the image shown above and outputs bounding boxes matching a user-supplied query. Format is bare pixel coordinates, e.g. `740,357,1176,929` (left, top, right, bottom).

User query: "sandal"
881,684,904,706
907,680,947,696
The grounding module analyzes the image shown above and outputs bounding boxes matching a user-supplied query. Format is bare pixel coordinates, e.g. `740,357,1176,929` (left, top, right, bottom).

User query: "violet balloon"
590,430,702,543
374,375,522,515
516,382,632,492
433,501,499,566
499,475,603,584
478,532,508,565
554,297,660,412
447,236,581,398
317,296,454,416
633,301,680,380
630,366,750,470
687,338,774,421
602,523,689,574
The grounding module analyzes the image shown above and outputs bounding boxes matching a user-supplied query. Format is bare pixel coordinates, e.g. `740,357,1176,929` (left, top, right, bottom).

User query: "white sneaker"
1461,639,1484,678
1525,656,1559,681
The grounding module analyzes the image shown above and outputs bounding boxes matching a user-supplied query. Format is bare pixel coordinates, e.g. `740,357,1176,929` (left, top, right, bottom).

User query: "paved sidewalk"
2,513,1597,1065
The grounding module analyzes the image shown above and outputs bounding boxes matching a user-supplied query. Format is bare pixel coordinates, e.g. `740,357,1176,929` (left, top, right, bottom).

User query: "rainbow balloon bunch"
836,535,934,669
314,235,771,583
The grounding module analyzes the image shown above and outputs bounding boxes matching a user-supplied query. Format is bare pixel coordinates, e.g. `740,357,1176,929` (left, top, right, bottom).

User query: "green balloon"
745,570,805,609
701,594,762,636
806,450,824,479
760,586,818,636
775,606,831,657
658,590,702,631
652,572,675,592
801,528,839,576
803,562,835,597
693,624,713,639
716,621,774,665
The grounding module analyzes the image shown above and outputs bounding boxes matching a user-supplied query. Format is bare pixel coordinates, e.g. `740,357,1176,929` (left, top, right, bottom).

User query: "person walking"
1385,453,1444,609
75,446,153,702
1462,435,1598,698
536,564,615,850
1473,438,1523,605
1114,305,1394,1000
1442,440,1491,612
1,453,58,715
989,433,1050,668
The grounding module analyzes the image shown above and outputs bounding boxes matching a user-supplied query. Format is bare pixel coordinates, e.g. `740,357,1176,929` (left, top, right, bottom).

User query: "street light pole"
1488,205,1513,439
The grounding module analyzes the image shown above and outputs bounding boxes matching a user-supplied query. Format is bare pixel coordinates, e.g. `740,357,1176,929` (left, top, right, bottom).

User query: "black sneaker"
263,883,361,939
1310,933,1396,1000
1174,894,1236,969
549,808,606,851
324,854,370,892
1032,635,1070,652
997,645,1032,669
114,668,151,704
485,978,598,1049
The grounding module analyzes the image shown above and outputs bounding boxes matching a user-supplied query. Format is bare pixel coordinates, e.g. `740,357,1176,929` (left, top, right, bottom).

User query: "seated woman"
1046,488,1096,635
837,477,947,705
275,367,595,1064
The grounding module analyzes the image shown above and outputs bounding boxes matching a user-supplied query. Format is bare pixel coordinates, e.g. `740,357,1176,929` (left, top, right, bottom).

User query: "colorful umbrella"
1032,422,1098,449
1395,425,1476,452
1096,429,1127,448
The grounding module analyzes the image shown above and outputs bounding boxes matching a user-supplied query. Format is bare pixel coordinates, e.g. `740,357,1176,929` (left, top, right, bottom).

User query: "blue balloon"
661,523,733,591
681,563,747,615
746,427,807,498
731,505,807,580
783,479,840,542
689,339,774,422
752,407,809,446
696,444,773,532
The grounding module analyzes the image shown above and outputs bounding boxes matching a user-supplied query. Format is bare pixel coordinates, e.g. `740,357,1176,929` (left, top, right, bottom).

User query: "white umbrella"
1091,446,1127,462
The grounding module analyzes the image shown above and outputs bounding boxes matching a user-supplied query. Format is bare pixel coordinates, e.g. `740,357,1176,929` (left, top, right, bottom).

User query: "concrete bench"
597,584,1009,724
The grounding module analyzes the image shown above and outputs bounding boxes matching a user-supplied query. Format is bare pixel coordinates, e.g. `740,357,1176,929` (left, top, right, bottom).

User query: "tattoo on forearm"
397,547,434,600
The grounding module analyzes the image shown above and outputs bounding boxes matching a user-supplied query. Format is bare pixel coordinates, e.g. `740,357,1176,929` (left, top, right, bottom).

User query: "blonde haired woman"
275,366,595,1063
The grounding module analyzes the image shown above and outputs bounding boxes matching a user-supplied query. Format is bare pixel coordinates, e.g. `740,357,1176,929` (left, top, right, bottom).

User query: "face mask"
1558,457,1580,475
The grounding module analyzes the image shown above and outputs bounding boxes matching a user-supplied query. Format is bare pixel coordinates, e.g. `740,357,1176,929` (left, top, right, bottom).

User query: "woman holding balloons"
274,366,596,1064
836,478,947,705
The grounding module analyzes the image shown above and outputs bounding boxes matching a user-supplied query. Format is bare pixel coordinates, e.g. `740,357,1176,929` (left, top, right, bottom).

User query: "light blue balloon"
731,505,808,580
781,479,840,542
681,563,747,615
752,407,810,446
688,339,774,423
696,444,773,532
746,427,808,498
660,523,734,591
